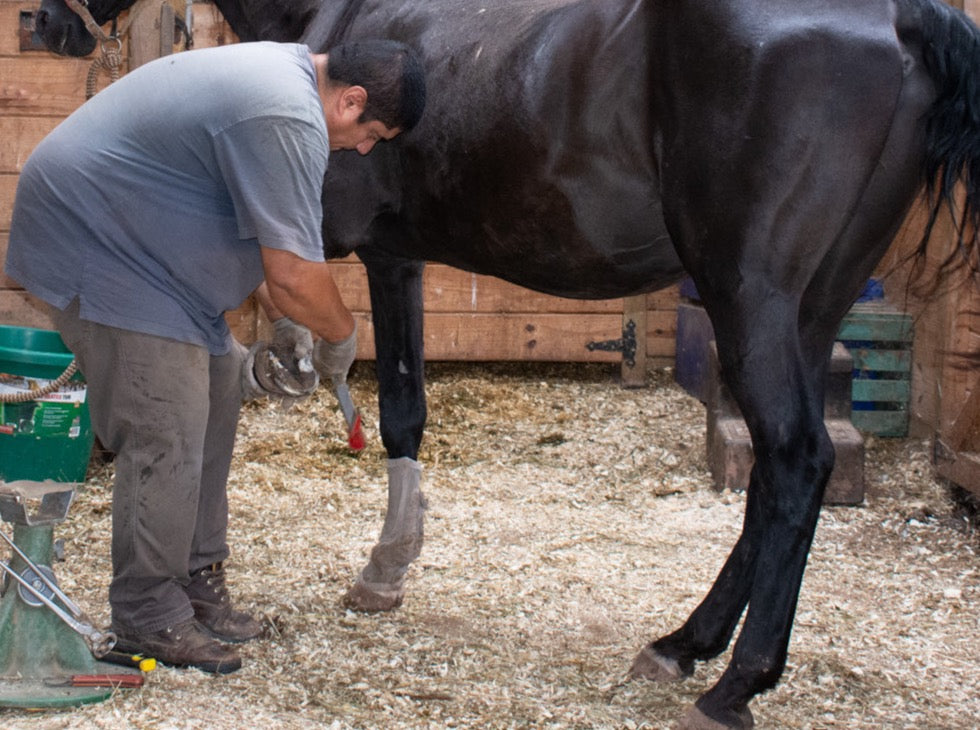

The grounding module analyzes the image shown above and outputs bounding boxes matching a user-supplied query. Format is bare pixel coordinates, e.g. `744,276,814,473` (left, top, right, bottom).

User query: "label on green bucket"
0,373,88,439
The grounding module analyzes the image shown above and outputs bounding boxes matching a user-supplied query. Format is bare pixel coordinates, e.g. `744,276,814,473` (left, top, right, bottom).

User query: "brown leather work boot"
186,562,263,643
112,618,242,674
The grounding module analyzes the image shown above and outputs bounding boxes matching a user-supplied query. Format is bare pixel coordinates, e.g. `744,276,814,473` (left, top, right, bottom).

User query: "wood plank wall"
0,1,79,328
329,256,677,363
873,0,980,495
0,0,678,365
0,0,236,326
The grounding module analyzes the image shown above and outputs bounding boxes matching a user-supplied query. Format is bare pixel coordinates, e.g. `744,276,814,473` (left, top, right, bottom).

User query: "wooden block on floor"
708,417,752,493
707,416,865,505
823,418,865,505
826,342,855,419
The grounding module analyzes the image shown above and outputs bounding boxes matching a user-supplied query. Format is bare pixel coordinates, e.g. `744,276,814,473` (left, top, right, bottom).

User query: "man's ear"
339,85,368,119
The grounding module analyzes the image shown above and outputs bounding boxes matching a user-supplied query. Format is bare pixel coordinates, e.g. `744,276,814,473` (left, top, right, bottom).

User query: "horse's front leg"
342,246,428,612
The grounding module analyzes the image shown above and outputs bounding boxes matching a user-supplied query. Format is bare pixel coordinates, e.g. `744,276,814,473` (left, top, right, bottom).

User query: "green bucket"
0,325,94,483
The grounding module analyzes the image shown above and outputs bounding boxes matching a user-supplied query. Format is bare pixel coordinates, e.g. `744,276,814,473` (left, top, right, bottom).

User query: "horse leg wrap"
343,457,427,612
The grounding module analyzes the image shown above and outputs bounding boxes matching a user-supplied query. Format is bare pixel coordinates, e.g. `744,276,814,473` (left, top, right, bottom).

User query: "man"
3,40,426,674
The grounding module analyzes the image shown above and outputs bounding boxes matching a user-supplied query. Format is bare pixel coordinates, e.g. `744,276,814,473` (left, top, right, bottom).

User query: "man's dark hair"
327,40,426,132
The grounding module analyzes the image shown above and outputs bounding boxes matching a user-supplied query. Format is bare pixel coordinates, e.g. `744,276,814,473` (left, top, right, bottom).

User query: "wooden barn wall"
874,0,980,495
0,1,237,322
0,0,677,364
878,188,980,493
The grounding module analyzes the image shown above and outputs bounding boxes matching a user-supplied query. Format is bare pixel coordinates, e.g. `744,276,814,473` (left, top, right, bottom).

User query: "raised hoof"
675,705,755,730
629,646,685,682
342,580,405,613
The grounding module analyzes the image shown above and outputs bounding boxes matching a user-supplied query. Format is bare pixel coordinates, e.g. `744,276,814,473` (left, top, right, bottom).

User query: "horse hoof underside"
628,646,686,682
675,705,755,730
342,580,405,613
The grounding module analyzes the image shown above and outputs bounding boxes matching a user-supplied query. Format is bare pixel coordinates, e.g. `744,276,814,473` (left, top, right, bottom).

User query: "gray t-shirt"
5,42,328,355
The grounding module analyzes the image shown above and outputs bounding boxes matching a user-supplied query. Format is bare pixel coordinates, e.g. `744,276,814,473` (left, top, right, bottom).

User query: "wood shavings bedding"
3,363,976,730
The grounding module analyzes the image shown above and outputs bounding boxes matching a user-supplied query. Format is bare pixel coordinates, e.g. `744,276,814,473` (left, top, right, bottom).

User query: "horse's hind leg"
636,13,931,727
630,477,766,681
677,170,926,730
632,284,835,698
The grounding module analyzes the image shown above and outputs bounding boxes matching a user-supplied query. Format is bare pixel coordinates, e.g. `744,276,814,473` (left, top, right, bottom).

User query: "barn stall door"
880,186,980,498
870,0,980,498
931,272,980,496
932,0,980,497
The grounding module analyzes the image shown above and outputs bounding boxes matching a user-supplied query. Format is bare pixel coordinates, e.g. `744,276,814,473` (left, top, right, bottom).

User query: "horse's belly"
406,176,684,300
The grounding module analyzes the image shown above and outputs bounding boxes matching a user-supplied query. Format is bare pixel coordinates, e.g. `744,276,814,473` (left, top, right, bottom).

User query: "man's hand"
313,323,358,386
270,316,317,392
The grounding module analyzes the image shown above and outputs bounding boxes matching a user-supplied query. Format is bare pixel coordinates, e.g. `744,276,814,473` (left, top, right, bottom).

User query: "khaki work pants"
53,300,242,632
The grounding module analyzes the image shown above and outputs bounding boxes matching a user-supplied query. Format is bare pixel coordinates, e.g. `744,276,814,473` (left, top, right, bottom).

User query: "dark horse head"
35,0,138,56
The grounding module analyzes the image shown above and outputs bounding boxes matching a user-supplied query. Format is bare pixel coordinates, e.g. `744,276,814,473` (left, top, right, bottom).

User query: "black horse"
32,0,980,727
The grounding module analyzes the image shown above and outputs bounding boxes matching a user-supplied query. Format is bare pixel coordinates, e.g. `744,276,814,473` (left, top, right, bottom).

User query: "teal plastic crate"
837,303,913,437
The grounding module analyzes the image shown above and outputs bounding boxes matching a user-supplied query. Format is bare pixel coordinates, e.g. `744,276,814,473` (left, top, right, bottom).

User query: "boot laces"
198,563,230,605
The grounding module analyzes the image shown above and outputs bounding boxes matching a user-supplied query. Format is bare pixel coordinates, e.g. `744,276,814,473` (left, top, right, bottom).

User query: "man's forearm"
260,249,355,343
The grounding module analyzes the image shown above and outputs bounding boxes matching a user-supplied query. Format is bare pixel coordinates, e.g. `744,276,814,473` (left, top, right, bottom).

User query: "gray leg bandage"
343,457,427,611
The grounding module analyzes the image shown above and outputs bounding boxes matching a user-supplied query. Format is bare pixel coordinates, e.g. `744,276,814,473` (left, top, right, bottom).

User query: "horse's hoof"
342,580,405,612
629,646,685,682
674,705,755,730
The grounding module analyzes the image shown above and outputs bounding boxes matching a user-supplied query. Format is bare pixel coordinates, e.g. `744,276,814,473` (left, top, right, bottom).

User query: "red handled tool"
45,674,145,688
334,382,366,451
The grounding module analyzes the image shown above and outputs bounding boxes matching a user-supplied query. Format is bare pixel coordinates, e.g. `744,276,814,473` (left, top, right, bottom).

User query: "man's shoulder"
138,41,313,91
194,41,309,61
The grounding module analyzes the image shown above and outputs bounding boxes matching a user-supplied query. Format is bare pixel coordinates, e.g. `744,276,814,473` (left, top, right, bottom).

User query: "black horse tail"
900,0,980,287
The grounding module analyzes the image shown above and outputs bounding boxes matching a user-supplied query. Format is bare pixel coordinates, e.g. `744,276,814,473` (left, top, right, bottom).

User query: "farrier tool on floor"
0,523,115,657
0,479,144,708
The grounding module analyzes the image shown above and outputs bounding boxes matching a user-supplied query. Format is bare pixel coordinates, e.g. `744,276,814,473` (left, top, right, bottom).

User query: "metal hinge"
586,319,638,367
